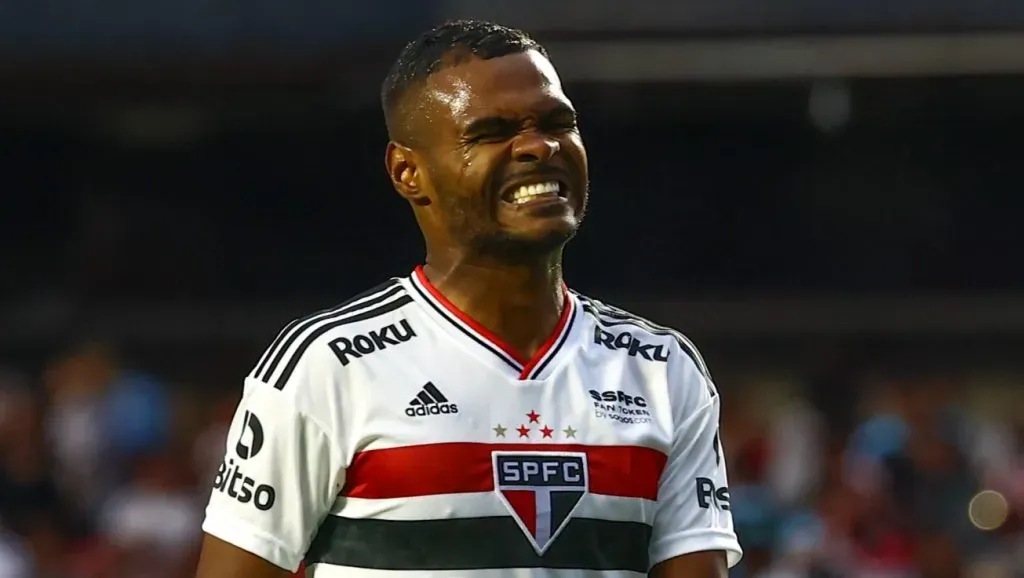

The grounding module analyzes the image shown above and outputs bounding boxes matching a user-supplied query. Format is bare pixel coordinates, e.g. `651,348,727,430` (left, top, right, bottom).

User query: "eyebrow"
463,116,519,138
462,103,577,138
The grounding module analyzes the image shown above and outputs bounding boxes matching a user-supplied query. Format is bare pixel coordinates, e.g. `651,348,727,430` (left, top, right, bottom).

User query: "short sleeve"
649,360,743,569
201,377,344,571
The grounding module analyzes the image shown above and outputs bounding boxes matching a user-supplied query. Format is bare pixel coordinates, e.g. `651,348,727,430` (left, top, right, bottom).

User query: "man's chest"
338,337,674,456
319,318,678,568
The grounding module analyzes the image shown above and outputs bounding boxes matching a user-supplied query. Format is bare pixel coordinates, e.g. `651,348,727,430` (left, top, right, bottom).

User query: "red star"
526,410,540,423
540,425,554,438
516,424,531,438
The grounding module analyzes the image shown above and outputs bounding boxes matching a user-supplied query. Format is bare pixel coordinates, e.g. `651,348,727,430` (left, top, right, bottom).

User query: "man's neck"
421,254,566,361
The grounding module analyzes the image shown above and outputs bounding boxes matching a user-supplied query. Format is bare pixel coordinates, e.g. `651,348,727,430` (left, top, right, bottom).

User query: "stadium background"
1,1,1022,576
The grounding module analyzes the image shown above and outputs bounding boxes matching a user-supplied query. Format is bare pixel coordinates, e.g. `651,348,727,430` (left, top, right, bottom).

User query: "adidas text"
405,403,459,417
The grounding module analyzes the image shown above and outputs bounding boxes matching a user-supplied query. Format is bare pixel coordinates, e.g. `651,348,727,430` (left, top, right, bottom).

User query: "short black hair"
381,19,548,141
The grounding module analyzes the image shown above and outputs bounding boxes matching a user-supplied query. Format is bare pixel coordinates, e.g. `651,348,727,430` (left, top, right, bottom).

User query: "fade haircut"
381,19,548,142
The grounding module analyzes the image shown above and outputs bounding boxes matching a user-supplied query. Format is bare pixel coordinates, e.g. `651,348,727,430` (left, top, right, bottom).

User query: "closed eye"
461,107,578,144
463,117,520,144
539,108,579,134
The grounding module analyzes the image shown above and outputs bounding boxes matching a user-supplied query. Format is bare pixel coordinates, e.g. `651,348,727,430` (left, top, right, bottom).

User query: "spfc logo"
492,451,588,554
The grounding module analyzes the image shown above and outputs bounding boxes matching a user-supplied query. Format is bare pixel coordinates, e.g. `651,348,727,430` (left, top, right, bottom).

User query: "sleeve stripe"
253,280,403,382
253,317,303,378
271,295,413,390
577,295,714,386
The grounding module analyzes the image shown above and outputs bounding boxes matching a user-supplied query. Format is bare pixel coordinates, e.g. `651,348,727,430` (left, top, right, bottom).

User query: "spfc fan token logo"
492,451,588,554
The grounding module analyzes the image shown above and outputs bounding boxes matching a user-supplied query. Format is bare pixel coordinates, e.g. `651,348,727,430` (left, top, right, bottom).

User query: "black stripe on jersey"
253,320,302,378
255,281,403,382
253,281,401,378
423,381,448,403
577,295,714,386
524,302,577,380
305,515,651,572
271,295,412,390
408,278,522,372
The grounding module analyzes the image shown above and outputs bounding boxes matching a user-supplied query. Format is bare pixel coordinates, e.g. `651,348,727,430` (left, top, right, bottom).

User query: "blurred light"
967,559,1012,578
808,79,851,134
968,490,1009,531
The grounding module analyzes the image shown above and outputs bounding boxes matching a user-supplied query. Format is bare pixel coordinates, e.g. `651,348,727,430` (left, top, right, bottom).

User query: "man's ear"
385,141,431,206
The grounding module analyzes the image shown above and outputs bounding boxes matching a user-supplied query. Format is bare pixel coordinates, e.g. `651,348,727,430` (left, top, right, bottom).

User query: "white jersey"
202,267,743,577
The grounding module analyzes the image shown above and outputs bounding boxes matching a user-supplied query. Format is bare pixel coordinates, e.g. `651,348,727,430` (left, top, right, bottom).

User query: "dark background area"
4,77,1024,301
0,3,1022,577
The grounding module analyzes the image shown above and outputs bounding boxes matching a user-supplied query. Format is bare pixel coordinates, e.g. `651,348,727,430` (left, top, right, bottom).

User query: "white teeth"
509,181,561,205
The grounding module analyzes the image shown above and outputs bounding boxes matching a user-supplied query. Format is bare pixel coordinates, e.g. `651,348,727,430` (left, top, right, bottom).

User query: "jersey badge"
491,451,589,554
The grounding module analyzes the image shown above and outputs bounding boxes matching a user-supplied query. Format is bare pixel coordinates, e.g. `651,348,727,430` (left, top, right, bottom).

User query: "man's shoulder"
574,290,721,415
573,290,713,382
247,277,415,391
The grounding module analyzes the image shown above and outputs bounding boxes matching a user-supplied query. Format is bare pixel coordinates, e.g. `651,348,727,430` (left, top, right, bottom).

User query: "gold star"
493,424,507,438
563,425,577,439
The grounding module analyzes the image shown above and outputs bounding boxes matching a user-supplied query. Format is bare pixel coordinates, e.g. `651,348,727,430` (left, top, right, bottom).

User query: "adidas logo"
405,382,459,417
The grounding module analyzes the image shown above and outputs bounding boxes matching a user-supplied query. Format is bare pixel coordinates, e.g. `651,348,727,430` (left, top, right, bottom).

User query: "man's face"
412,50,589,259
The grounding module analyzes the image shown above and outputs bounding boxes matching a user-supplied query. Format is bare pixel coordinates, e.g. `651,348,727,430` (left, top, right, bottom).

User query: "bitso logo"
405,382,459,417
235,411,264,460
493,452,588,554
217,410,276,511
328,319,416,366
593,327,669,362
213,458,277,511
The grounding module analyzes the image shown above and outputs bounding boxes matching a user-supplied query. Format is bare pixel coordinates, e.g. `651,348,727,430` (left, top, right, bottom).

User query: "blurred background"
1,1,1023,577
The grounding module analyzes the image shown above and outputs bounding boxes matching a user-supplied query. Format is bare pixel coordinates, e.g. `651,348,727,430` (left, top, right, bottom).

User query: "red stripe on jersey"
414,267,529,365
413,266,573,377
342,442,667,501
517,296,572,380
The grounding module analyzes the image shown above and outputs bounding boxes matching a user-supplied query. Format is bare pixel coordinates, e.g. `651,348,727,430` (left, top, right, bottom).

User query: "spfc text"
492,452,589,555
589,389,653,424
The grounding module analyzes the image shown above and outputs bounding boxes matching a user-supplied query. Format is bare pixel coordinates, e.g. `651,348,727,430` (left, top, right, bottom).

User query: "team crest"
492,451,589,554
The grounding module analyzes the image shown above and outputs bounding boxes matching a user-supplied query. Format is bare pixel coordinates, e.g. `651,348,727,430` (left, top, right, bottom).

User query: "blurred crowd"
725,372,1023,578
0,340,1020,578
0,342,234,578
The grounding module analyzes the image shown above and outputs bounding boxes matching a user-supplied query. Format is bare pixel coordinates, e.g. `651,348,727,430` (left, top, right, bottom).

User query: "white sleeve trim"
202,513,303,572
649,527,744,570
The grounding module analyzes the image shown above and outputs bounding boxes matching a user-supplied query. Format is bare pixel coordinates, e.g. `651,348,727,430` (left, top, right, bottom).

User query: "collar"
406,266,580,381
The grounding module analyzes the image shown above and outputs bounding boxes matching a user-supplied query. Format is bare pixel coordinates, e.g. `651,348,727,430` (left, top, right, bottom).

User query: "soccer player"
195,19,742,578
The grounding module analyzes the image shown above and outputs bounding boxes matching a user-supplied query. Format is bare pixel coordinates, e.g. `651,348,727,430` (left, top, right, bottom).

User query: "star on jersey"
499,411,577,440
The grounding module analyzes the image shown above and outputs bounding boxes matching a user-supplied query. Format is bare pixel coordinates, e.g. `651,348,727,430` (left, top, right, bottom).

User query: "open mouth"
502,180,568,206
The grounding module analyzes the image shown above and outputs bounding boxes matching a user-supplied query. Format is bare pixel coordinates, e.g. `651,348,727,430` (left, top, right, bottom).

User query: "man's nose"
511,133,560,163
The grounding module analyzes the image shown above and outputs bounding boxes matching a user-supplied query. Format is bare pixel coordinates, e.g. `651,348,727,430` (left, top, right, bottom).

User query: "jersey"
202,267,743,577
